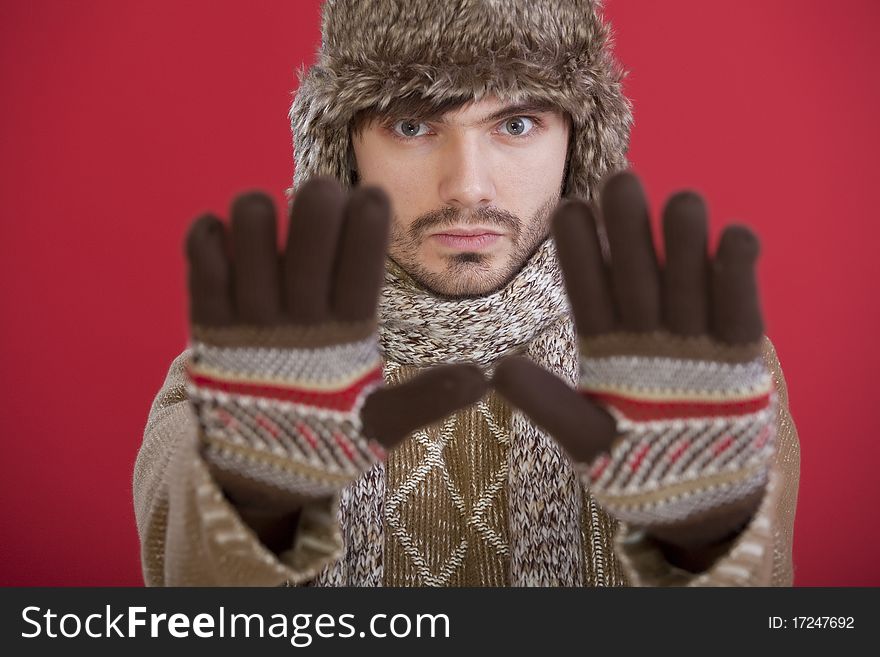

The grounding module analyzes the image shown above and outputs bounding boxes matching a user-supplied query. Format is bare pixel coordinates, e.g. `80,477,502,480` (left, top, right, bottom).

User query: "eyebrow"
427,101,560,127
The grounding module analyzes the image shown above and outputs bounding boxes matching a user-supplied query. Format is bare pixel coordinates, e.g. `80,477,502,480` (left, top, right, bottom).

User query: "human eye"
497,115,542,138
389,119,432,140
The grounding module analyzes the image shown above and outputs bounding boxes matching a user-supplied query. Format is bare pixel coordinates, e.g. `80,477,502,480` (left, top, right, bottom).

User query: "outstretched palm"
494,171,776,556
185,177,487,511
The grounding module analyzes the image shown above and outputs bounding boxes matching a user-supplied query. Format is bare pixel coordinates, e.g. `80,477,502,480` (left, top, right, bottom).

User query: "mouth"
429,226,505,251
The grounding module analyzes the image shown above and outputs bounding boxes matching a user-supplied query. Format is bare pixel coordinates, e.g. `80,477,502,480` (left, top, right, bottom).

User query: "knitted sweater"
133,334,799,587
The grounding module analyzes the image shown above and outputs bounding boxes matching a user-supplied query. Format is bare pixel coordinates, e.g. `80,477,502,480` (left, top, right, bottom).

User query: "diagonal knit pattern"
312,238,629,586
383,362,513,586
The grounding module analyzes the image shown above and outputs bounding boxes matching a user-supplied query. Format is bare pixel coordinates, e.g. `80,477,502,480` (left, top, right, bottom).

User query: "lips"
430,228,504,251
433,227,503,237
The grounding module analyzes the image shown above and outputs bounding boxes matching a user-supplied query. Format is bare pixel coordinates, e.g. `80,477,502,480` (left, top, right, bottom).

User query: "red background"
1,0,877,586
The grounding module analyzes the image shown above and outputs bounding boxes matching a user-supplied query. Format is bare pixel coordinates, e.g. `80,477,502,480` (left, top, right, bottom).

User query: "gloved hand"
493,171,776,567
184,176,487,515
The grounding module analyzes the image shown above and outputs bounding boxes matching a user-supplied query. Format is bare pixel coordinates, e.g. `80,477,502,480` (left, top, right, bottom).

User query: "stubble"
388,194,559,298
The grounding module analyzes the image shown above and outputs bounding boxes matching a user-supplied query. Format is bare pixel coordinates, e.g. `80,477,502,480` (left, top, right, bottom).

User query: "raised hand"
493,171,776,559
185,177,487,513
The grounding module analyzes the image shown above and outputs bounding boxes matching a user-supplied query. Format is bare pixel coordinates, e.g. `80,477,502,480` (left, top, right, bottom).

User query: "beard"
388,194,559,299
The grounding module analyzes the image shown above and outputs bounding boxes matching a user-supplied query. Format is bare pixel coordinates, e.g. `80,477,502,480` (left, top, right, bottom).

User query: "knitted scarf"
312,237,589,586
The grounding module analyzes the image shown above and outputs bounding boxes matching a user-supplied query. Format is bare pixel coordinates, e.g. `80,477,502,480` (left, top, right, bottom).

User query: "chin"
428,262,516,298
394,246,523,298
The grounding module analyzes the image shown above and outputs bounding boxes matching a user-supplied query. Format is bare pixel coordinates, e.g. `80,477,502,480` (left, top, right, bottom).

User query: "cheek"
491,148,565,217
502,136,568,184
354,138,435,222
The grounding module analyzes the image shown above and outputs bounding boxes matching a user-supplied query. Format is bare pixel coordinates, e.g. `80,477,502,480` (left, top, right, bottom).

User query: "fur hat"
287,0,632,203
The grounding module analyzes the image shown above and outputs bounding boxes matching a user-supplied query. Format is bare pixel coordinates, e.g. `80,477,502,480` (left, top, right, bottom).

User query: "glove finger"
332,185,391,322
662,191,710,336
185,213,233,326
231,191,281,324
492,355,618,464
601,171,662,332
284,176,346,324
360,363,488,449
552,198,615,336
712,225,764,344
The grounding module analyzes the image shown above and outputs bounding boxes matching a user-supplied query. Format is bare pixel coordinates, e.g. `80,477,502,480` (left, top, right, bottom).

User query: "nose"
437,133,497,210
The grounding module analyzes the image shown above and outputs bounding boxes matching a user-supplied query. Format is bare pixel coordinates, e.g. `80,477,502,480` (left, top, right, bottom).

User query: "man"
134,0,799,586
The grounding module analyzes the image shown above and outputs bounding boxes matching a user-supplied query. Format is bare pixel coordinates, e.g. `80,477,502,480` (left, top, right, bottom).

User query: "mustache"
409,206,522,237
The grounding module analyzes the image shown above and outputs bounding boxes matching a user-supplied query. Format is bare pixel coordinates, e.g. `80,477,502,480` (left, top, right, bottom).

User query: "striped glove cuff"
185,326,387,500
576,334,777,529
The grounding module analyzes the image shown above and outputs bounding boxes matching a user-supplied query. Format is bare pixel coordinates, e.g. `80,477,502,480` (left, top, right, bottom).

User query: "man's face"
351,95,570,298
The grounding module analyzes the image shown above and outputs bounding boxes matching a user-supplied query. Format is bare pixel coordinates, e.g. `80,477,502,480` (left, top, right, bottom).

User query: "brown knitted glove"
185,177,487,514
493,171,775,565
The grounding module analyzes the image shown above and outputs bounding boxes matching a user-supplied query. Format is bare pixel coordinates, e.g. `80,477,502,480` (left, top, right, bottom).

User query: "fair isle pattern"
577,348,777,528
581,355,771,396
312,238,626,587
611,337,800,587
192,340,384,384
185,334,387,498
